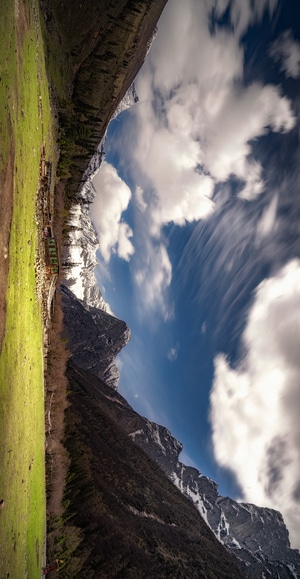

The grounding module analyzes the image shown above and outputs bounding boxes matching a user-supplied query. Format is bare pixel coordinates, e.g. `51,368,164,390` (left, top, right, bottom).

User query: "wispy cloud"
167,344,179,362
134,0,294,202
270,30,300,79
133,239,174,322
209,0,279,37
210,260,300,549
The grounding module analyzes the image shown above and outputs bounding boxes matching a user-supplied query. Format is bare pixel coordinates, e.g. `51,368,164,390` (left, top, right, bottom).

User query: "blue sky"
88,0,300,548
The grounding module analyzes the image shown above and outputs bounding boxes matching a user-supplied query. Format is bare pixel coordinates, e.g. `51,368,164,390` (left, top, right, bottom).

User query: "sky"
86,0,300,549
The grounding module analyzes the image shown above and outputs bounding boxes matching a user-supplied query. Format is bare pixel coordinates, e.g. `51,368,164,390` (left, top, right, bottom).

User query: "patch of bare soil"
44,182,70,556
0,146,14,351
45,291,69,517
15,0,30,62
35,537,40,565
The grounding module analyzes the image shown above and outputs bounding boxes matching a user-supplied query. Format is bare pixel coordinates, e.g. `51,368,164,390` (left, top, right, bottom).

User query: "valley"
1,1,299,578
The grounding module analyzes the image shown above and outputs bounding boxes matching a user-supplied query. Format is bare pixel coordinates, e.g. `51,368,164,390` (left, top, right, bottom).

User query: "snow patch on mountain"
64,201,111,312
112,83,139,119
64,83,141,313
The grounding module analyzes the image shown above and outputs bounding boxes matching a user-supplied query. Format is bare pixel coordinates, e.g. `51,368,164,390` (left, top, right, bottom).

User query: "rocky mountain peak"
112,83,139,120
63,202,109,312
60,284,130,389
129,420,183,472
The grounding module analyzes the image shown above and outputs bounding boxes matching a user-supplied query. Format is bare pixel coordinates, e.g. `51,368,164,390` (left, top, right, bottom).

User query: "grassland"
0,0,56,577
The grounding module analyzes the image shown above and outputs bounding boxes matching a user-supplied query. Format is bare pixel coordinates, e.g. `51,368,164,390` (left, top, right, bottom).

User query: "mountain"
62,287,300,578
41,0,168,198
111,82,139,120
62,80,142,312
41,1,299,575
124,418,300,578
63,201,110,312
60,284,130,390
61,361,244,578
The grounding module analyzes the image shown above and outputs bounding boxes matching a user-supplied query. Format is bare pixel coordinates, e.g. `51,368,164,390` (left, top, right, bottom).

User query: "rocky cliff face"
63,83,140,310
60,284,130,389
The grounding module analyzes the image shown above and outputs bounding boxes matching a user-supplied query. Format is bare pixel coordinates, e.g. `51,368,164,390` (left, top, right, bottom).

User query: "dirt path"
0,145,14,351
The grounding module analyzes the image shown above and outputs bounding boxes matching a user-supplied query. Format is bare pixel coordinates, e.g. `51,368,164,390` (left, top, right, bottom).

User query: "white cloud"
134,0,294,208
90,161,134,262
117,222,134,261
104,0,295,320
135,185,147,212
117,0,295,319
256,194,278,240
271,30,300,79
209,0,278,37
168,344,179,362
210,260,300,548
134,241,173,321
203,83,294,195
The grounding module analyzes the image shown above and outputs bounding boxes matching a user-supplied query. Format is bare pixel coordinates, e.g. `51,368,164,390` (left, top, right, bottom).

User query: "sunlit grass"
0,1,55,576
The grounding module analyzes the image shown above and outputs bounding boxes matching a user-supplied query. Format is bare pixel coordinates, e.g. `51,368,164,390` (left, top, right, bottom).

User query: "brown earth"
44,183,69,502
0,148,14,350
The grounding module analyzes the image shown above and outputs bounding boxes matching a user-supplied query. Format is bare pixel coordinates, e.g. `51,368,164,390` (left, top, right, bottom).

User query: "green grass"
0,1,56,577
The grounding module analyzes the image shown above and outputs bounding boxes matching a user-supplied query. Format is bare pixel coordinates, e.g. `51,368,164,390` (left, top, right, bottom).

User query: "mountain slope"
40,0,168,198
62,362,244,579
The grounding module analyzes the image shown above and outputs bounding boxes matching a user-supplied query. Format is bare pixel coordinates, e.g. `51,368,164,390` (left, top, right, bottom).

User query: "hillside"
56,362,244,579
40,0,168,199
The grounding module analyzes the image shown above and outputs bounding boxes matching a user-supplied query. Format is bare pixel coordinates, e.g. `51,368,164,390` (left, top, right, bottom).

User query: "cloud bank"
210,260,300,548
98,0,295,317
133,239,173,321
135,0,294,213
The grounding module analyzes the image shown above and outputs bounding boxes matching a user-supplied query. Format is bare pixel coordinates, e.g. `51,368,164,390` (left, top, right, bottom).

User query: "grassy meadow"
0,0,56,576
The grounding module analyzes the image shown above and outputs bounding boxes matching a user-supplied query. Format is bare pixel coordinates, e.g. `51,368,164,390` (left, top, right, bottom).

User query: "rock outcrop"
60,284,130,389
63,201,109,311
